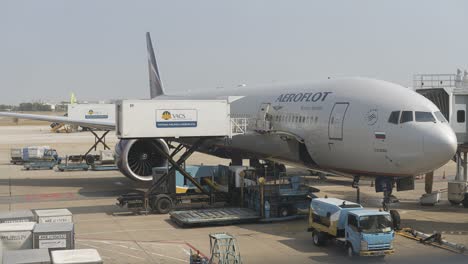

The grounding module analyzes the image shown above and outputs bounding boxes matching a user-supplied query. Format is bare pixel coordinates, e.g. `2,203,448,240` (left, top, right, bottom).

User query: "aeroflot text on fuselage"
275,92,333,103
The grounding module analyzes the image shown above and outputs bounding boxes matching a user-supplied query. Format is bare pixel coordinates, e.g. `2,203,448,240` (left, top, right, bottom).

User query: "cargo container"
0,222,36,259
33,223,74,251
22,147,51,161
51,249,102,264
34,209,73,224
67,104,115,123
2,249,51,264
10,148,23,164
0,210,35,224
116,99,232,139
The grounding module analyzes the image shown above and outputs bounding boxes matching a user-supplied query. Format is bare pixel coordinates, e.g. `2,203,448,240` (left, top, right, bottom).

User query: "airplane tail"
146,32,164,98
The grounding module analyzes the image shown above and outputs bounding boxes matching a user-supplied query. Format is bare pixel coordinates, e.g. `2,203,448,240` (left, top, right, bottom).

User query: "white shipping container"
117,99,232,138
3,248,51,264
10,149,22,159
67,104,115,123
34,209,73,224
33,223,74,251
0,210,35,224
0,222,36,259
99,150,114,164
51,249,102,264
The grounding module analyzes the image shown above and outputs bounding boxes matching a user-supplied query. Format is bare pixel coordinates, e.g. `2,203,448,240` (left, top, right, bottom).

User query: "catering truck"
307,198,396,257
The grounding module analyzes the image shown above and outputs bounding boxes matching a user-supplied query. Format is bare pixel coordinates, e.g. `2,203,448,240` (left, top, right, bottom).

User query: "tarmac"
0,125,467,263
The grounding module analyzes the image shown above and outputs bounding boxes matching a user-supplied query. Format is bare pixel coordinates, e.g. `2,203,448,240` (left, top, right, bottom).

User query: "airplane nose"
424,127,457,167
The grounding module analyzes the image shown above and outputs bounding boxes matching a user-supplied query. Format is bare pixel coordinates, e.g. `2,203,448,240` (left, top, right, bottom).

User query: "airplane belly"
178,134,305,165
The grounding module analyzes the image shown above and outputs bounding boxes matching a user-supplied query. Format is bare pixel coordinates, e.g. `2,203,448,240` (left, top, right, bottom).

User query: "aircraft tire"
390,209,401,230
312,230,326,246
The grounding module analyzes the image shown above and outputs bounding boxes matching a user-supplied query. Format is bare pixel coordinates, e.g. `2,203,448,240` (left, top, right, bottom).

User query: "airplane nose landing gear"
375,176,398,211
352,175,360,204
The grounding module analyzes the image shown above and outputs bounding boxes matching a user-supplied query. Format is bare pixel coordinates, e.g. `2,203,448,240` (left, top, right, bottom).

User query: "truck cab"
345,210,394,256
308,198,395,257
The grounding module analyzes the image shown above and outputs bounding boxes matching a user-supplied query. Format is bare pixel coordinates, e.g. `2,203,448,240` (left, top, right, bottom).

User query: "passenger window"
388,111,400,124
415,111,436,122
434,111,447,123
457,110,465,123
400,111,413,123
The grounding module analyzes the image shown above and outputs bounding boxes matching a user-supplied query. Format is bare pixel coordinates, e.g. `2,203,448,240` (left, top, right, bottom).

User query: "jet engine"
115,139,169,182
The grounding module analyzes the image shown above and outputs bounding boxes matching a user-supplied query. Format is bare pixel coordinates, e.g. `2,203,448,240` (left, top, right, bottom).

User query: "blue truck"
308,198,395,257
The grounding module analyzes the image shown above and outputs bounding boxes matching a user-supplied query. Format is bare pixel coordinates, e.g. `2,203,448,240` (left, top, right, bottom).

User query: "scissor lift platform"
116,98,250,214
170,208,260,227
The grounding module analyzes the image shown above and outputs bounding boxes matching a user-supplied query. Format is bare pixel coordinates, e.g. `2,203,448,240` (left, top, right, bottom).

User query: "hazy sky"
1,0,468,104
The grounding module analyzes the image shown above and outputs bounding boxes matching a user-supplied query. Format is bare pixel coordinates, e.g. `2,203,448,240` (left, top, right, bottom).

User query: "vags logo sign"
156,109,197,128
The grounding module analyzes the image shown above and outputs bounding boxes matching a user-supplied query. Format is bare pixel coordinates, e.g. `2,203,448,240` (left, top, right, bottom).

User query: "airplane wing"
0,112,115,130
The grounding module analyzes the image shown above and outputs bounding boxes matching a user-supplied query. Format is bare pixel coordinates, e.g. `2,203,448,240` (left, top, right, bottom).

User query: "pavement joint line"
134,240,158,264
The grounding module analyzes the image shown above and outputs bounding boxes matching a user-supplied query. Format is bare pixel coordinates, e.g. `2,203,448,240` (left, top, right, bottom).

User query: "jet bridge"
115,98,249,213
415,70,468,207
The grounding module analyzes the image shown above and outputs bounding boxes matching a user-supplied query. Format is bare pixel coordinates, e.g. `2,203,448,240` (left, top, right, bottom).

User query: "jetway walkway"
415,71,468,207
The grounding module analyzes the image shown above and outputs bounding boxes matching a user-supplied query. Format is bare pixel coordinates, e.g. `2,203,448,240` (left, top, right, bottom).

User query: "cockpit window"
434,111,447,123
400,111,413,123
388,111,400,124
415,111,436,122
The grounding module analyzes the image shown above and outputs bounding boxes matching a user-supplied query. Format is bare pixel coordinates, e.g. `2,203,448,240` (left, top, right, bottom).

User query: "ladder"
209,233,242,264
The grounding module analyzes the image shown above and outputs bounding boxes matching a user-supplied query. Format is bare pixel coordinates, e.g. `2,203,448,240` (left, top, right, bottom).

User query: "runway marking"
79,238,208,260
77,241,146,260
149,252,186,262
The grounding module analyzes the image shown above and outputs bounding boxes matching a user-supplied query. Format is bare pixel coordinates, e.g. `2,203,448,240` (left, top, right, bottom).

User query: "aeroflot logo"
275,92,332,103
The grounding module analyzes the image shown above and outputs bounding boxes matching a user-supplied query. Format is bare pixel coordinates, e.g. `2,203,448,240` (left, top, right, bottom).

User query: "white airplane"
0,33,457,206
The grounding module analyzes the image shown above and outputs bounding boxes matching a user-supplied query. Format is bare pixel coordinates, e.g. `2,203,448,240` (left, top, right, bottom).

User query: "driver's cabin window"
400,111,413,123
347,214,358,231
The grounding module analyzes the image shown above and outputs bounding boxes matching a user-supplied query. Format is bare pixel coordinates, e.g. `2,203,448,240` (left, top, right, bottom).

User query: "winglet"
146,32,164,98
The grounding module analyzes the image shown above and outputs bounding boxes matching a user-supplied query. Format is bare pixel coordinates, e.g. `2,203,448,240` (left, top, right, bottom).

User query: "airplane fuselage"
163,78,457,178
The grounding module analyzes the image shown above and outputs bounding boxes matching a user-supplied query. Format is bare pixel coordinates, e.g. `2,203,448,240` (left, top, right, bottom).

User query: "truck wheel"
312,230,326,246
449,200,460,206
390,210,401,230
85,155,95,165
346,244,355,257
154,195,173,214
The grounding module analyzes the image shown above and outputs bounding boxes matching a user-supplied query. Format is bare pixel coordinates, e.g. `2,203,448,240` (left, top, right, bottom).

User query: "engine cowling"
115,139,169,182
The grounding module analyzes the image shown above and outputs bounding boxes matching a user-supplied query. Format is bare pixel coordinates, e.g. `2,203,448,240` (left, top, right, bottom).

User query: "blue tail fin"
146,32,164,98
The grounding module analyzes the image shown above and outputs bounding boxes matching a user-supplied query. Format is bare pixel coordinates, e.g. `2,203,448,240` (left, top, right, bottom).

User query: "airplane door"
256,103,272,131
328,102,349,140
